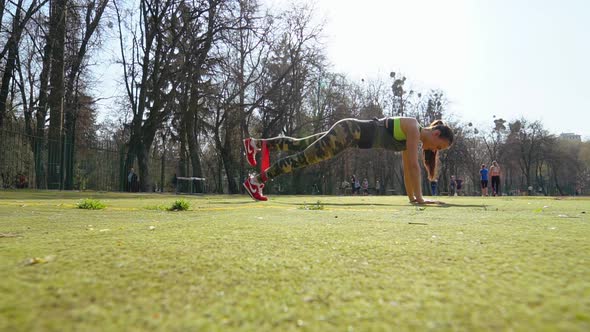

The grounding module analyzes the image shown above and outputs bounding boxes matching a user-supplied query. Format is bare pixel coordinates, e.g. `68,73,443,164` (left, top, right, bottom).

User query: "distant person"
16,173,28,189
375,180,381,195
128,168,135,192
362,178,369,195
456,177,463,196
480,164,489,196
350,175,359,195
242,117,454,204
354,177,361,195
430,179,438,196
449,175,456,196
128,167,139,192
490,160,501,196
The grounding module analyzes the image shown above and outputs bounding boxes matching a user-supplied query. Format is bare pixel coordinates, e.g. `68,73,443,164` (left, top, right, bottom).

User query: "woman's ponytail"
423,149,439,181
421,119,453,181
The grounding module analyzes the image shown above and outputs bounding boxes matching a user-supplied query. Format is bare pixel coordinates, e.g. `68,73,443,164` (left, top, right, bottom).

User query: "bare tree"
173,0,230,193
114,0,185,191
545,138,580,195
62,0,109,189
480,117,507,162
46,0,68,189
504,118,552,190
443,122,487,195
0,0,48,128
206,1,321,193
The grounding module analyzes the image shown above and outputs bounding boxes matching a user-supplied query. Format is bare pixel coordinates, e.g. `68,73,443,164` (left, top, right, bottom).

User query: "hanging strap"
260,140,270,182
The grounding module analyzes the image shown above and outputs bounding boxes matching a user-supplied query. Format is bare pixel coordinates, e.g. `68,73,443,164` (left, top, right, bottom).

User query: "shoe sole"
243,182,255,200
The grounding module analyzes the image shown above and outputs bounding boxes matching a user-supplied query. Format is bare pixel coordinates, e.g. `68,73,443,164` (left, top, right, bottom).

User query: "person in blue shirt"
480,164,489,196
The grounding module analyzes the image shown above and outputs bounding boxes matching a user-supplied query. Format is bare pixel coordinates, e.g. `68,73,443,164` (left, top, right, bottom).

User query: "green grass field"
1,191,589,331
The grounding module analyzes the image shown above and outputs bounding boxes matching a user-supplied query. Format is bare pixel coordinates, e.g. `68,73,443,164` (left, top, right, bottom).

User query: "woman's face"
424,130,451,151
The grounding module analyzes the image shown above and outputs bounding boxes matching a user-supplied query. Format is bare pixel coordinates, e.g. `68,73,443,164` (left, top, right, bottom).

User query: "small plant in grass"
300,200,325,210
169,199,190,211
77,198,106,210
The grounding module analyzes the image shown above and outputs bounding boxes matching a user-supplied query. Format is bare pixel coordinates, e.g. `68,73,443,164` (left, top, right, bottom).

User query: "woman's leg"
492,176,500,195
244,118,366,201
491,177,496,195
244,133,325,167
261,133,326,152
260,119,361,181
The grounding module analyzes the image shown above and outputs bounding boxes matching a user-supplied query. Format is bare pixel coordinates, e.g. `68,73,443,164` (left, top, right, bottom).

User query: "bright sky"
95,0,589,138
300,0,589,137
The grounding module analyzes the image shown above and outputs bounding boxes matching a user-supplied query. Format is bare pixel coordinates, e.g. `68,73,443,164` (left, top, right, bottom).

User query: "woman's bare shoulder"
399,117,420,135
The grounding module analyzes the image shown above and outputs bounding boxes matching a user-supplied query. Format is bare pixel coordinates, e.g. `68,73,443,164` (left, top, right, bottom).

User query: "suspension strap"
260,140,270,182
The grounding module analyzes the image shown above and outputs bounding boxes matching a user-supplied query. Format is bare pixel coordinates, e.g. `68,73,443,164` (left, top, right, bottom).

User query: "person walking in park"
128,167,137,192
449,175,456,196
353,176,361,195
490,160,501,196
242,117,454,204
480,164,489,196
456,177,463,196
350,175,359,195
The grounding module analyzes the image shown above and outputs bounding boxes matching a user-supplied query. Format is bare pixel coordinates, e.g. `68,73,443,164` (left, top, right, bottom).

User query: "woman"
243,117,454,203
489,160,501,196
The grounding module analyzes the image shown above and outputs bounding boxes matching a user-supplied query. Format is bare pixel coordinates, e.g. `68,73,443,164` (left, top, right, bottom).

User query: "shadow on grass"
275,201,412,207
428,203,488,208
189,201,405,207
207,201,489,208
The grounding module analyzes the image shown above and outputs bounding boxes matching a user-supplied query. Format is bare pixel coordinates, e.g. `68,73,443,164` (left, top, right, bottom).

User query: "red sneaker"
243,176,268,201
243,138,258,167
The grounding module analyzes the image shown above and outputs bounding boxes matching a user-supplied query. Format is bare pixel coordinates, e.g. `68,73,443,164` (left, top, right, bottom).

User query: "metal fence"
0,123,163,192
1,123,38,189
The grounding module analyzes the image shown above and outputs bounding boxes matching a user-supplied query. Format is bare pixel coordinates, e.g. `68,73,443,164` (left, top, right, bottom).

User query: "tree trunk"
220,141,239,194
0,0,22,128
0,35,17,128
185,82,204,193
46,0,67,189
63,95,76,189
137,145,151,192
32,28,54,189
62,0,108,190
552,168,563,196
187,119,204,193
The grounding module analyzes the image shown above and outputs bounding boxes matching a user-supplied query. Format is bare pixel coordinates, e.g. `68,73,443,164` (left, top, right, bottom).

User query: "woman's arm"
402,150,416,202
401,120,425,203
400,118,443,204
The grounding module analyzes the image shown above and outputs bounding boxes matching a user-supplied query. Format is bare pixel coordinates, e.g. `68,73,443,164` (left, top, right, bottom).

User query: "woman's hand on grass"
412,198,445,205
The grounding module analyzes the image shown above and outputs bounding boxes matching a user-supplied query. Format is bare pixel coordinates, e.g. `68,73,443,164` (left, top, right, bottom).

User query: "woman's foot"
243,138,259,167
243,175,267,201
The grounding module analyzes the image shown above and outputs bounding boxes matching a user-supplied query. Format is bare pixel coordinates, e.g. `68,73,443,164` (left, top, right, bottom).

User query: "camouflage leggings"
262,118,367,181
